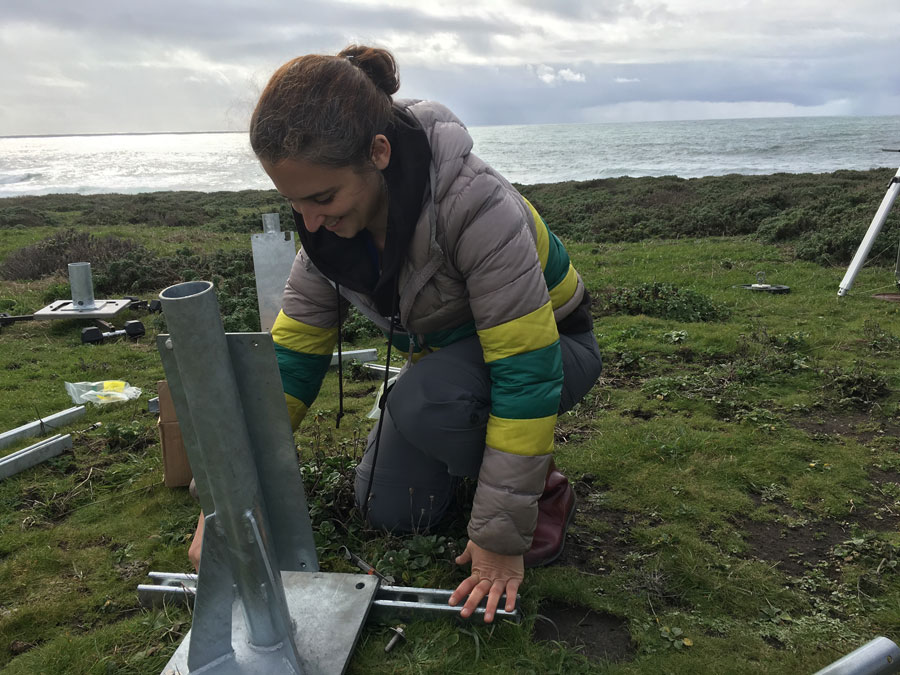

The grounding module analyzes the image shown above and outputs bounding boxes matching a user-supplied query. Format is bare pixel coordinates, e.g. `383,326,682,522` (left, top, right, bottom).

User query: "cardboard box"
158,419,192,487
157,380,178,423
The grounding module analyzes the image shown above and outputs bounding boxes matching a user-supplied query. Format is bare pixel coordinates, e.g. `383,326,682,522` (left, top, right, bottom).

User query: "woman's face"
261,135,391,240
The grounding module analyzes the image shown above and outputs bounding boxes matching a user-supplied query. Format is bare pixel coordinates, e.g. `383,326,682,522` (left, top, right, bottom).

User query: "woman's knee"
354,466,452,532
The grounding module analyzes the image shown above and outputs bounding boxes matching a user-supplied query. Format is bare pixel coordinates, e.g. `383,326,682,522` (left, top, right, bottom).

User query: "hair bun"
338,45,400,96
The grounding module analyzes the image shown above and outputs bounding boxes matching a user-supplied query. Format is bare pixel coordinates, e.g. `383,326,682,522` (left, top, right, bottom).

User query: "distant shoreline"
0,130,240,140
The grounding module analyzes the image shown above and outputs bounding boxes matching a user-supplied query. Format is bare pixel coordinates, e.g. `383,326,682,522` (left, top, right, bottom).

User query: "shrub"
597,282,730,322
0,206,52,228
0,229,143,281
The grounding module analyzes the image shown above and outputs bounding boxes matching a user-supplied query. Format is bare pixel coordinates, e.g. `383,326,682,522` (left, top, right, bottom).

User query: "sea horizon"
3,111,899,141
2,114,898,197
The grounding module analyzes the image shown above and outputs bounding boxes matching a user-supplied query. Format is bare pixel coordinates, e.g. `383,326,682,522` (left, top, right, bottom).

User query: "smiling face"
261,134,392,246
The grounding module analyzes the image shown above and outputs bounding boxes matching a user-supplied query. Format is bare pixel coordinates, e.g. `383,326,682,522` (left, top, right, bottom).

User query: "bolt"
384,625,406,653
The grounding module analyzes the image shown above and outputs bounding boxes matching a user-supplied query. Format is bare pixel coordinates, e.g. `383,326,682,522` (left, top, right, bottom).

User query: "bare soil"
532,600,635,664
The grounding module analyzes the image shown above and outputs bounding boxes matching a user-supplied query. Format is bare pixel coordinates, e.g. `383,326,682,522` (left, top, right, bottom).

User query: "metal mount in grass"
736,271,790,294
154,280,520,675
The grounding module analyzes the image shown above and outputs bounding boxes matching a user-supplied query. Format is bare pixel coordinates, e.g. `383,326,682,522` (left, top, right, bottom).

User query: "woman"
249,45,602,623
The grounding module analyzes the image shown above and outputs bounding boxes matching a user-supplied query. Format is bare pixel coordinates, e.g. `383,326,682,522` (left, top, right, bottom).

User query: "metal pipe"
329,348,378,366
68,262,96,310
0,434,72,479
158,280,293,651
0,406,85,450
261,213,281,234
813,636,900,675
838,167,900,297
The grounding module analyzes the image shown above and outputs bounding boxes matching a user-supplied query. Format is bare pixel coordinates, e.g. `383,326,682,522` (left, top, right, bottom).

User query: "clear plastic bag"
65,380,142,406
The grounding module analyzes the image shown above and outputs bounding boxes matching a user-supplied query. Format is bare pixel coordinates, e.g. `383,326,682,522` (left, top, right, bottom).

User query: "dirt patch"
792,412,900,445
557,478,638,573
740,473,900,578
532,600,634,664
623,408,655,420
9,640,37,655
740,517,851,577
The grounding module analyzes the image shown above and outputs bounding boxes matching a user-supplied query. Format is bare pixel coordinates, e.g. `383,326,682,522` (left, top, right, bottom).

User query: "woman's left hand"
449,539,523,623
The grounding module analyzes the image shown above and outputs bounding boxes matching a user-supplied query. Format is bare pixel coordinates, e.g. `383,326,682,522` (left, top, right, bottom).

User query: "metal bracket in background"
139,573,521,626
330,349,378,366
251,213,297,333
0,313,34,330
0,406,85,450
0,434,72,479
362,363,402,377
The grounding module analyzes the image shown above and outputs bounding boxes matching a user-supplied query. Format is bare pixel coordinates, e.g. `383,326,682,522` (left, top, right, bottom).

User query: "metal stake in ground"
157,280,377,675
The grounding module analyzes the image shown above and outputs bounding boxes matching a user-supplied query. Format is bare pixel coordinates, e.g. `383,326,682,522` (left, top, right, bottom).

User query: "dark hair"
250,45,400,168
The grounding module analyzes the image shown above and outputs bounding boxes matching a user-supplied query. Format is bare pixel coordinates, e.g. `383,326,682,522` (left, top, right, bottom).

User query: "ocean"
1,115,898,199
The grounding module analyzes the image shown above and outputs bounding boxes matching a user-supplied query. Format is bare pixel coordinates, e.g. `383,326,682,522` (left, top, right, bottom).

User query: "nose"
295,203,327,232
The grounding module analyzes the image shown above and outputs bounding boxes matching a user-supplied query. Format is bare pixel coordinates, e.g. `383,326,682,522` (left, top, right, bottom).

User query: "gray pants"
354,331,603,531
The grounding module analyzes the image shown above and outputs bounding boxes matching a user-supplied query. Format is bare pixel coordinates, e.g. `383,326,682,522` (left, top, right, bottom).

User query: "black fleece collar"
293,105,432,317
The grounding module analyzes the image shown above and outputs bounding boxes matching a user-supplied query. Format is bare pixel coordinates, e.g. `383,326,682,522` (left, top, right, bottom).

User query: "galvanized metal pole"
252,213,297,332
68,262,97,310
814,637,900,675
0,434,72,479
158,281,298,659
0,406,85,450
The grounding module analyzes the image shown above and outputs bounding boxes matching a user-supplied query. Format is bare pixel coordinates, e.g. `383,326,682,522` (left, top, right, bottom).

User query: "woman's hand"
449,540,523,623
188,512,204,572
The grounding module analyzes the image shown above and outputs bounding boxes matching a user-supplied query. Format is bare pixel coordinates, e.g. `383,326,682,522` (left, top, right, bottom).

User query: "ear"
371,134,391,170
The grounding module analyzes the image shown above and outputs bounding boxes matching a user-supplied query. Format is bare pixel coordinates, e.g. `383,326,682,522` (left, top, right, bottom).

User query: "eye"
313,194,335,205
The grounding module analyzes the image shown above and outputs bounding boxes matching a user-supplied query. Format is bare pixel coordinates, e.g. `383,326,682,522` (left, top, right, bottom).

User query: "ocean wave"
0,172,41,185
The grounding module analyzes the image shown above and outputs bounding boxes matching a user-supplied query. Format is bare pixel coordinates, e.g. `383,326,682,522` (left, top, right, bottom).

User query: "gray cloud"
1,1,899,135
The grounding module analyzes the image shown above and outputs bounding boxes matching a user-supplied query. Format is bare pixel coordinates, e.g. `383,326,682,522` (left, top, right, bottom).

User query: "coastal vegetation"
1,168,900,673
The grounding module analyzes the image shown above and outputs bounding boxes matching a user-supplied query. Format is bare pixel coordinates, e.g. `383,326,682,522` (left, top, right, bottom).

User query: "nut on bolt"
384,625,406,653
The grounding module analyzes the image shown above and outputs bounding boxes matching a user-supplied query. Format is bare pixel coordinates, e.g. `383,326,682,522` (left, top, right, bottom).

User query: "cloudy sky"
2,0,899,136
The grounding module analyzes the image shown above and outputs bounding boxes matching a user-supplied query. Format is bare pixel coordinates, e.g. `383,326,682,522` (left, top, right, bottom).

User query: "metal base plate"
33,299,133,320
161,572,379,675
737,284,791,294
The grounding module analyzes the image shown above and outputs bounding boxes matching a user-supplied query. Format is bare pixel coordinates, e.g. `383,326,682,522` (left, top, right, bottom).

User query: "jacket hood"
396,99,472,203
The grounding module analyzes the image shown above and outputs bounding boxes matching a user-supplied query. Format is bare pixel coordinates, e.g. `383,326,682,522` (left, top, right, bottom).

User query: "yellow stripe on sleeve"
285,393,308,431
548,264,579,309
271,310,337,356
485,414,556,456
477,302,558,363
524,198,550,268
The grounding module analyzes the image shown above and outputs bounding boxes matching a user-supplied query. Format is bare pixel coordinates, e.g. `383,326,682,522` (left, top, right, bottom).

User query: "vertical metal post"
262,213,281,234
158,281,298,660
252,213,297,332
68,262,96,310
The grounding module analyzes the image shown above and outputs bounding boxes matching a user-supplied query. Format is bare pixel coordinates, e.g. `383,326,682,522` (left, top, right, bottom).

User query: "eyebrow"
281,187,336,202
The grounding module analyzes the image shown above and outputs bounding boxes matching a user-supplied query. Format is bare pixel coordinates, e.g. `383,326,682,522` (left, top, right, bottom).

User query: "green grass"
2,176,900,673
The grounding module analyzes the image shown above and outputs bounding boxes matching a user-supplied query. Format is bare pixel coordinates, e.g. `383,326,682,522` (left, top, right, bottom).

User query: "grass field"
1,172,900,673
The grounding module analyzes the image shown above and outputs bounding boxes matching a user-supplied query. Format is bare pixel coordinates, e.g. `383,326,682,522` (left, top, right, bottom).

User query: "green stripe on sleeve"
274,343,331,407
488,341,563,419
543,229,571,290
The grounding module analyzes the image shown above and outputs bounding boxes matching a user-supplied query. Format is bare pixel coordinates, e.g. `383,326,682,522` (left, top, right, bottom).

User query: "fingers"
483,579,507,623
504,577,522,613
449,575,480,607
450,577,519,622
454,547,472,566
461,578,492,619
